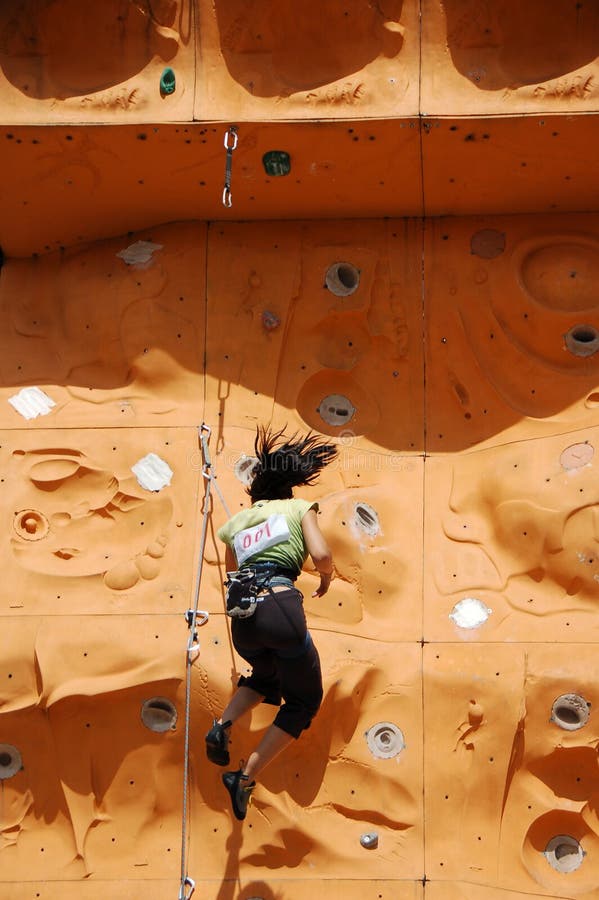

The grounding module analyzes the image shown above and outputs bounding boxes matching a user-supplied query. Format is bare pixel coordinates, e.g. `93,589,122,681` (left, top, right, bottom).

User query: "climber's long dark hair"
248,426,338,502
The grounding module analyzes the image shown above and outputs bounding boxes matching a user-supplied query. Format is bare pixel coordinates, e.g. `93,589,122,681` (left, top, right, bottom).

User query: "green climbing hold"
160,68,176,96
262,150,291,177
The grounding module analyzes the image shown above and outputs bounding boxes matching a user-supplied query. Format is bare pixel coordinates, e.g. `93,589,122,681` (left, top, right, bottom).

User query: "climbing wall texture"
0,2,599,899
2,216,599,899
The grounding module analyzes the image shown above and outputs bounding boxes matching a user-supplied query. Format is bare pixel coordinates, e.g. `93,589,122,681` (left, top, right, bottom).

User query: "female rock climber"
205,426,337,820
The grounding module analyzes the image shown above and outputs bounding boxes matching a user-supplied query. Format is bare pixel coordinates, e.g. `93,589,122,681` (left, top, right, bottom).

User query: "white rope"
178,424,213,900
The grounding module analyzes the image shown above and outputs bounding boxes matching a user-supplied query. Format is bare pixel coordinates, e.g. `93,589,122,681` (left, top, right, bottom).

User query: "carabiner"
224,126,238,151
179,875,195,900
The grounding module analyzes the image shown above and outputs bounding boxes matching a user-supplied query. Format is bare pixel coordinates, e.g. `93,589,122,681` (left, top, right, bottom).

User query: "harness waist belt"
242,562,298,582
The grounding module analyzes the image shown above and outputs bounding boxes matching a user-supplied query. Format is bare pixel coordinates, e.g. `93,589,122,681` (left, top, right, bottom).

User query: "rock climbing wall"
2,215,599,899
0,2,599,900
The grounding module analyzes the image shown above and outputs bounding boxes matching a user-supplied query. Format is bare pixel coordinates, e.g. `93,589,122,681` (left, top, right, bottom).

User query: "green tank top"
217,498,317,574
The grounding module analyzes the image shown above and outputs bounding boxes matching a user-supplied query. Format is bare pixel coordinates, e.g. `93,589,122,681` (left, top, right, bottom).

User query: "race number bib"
234,514,290,566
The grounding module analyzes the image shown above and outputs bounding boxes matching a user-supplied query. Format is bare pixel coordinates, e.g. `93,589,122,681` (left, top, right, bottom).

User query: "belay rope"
179,423,231,900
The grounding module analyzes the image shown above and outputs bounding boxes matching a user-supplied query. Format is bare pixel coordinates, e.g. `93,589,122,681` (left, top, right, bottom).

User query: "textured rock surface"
1,2,599,898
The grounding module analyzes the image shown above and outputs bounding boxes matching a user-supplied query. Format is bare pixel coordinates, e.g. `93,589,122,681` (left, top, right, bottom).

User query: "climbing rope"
179,423,216,900
222,125,238,208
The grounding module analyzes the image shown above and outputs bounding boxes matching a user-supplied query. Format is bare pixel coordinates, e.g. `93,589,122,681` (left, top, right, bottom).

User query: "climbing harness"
222,125,238,208
179,423,219,900
225,562,297,619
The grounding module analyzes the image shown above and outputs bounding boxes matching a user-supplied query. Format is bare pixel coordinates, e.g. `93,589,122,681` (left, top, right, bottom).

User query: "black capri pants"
231,586,323,739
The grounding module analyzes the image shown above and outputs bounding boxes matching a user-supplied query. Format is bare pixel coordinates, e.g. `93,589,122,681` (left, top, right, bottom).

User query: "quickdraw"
222,125,238,208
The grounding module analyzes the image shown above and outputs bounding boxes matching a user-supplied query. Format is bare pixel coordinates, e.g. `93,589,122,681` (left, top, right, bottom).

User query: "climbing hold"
560,442,594,470
262,310,281,330
318,394,356,426
544,835,585,873
353,502,380,537
8,386,56,420
116,240,163,267
360,832,379,849
470,229,506,259
131,453,173,491
235,455,259,487
550,693,590,731
263,150,291,177
564,324,599,358
325,262,360,297
0,744,22,779
141,697,177,733
450,597,492,629
160,67,176,95
13,509,50,541
365,722,405,759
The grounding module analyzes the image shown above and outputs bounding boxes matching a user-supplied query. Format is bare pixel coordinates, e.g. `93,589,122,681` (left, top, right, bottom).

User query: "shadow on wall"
214,0,404,95
443,0,599,91
2,218,599,452
0,0,186,99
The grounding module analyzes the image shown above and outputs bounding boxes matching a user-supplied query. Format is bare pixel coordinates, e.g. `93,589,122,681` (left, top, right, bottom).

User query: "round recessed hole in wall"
13,509,50,541
0,744,22,779
353,502,380,537
325,262,360,297
234,455,259,487
564,325,599,357
365,722,405,759
318,394,356,427
544,835,585,873
141,697,177,732
551,694,590,731
560,443,594,470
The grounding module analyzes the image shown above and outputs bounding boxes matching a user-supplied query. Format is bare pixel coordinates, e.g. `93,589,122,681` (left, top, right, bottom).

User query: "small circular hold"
0,744,22,779
141,697,177,733
360,831,379,849
261,310,280,330
13,509,50,542
325,262,360,297
551,694,590,731
560,442,594,471
353,502,380,537
564,325,599,358
318,394,356,426
544,835,585,873
262,150,291,177
470,229,506,259
365,722,405,759
234,455,259,487
449,597,492,629
160,67,176,95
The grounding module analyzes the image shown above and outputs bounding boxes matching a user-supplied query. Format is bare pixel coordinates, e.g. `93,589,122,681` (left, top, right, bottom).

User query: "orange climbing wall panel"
1,1,599,897
1,215,599,899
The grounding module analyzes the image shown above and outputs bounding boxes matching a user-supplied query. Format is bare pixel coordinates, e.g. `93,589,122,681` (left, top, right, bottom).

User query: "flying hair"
248,425,338,501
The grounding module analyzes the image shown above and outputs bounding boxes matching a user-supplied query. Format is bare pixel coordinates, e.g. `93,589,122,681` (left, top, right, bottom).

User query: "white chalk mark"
8,387,56,419
117,240,163,267
131,453,173,491
450,597,492,629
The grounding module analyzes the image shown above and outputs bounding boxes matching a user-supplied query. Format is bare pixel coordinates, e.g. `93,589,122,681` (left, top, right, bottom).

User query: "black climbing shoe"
205,719,231,766
222,769,255,821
